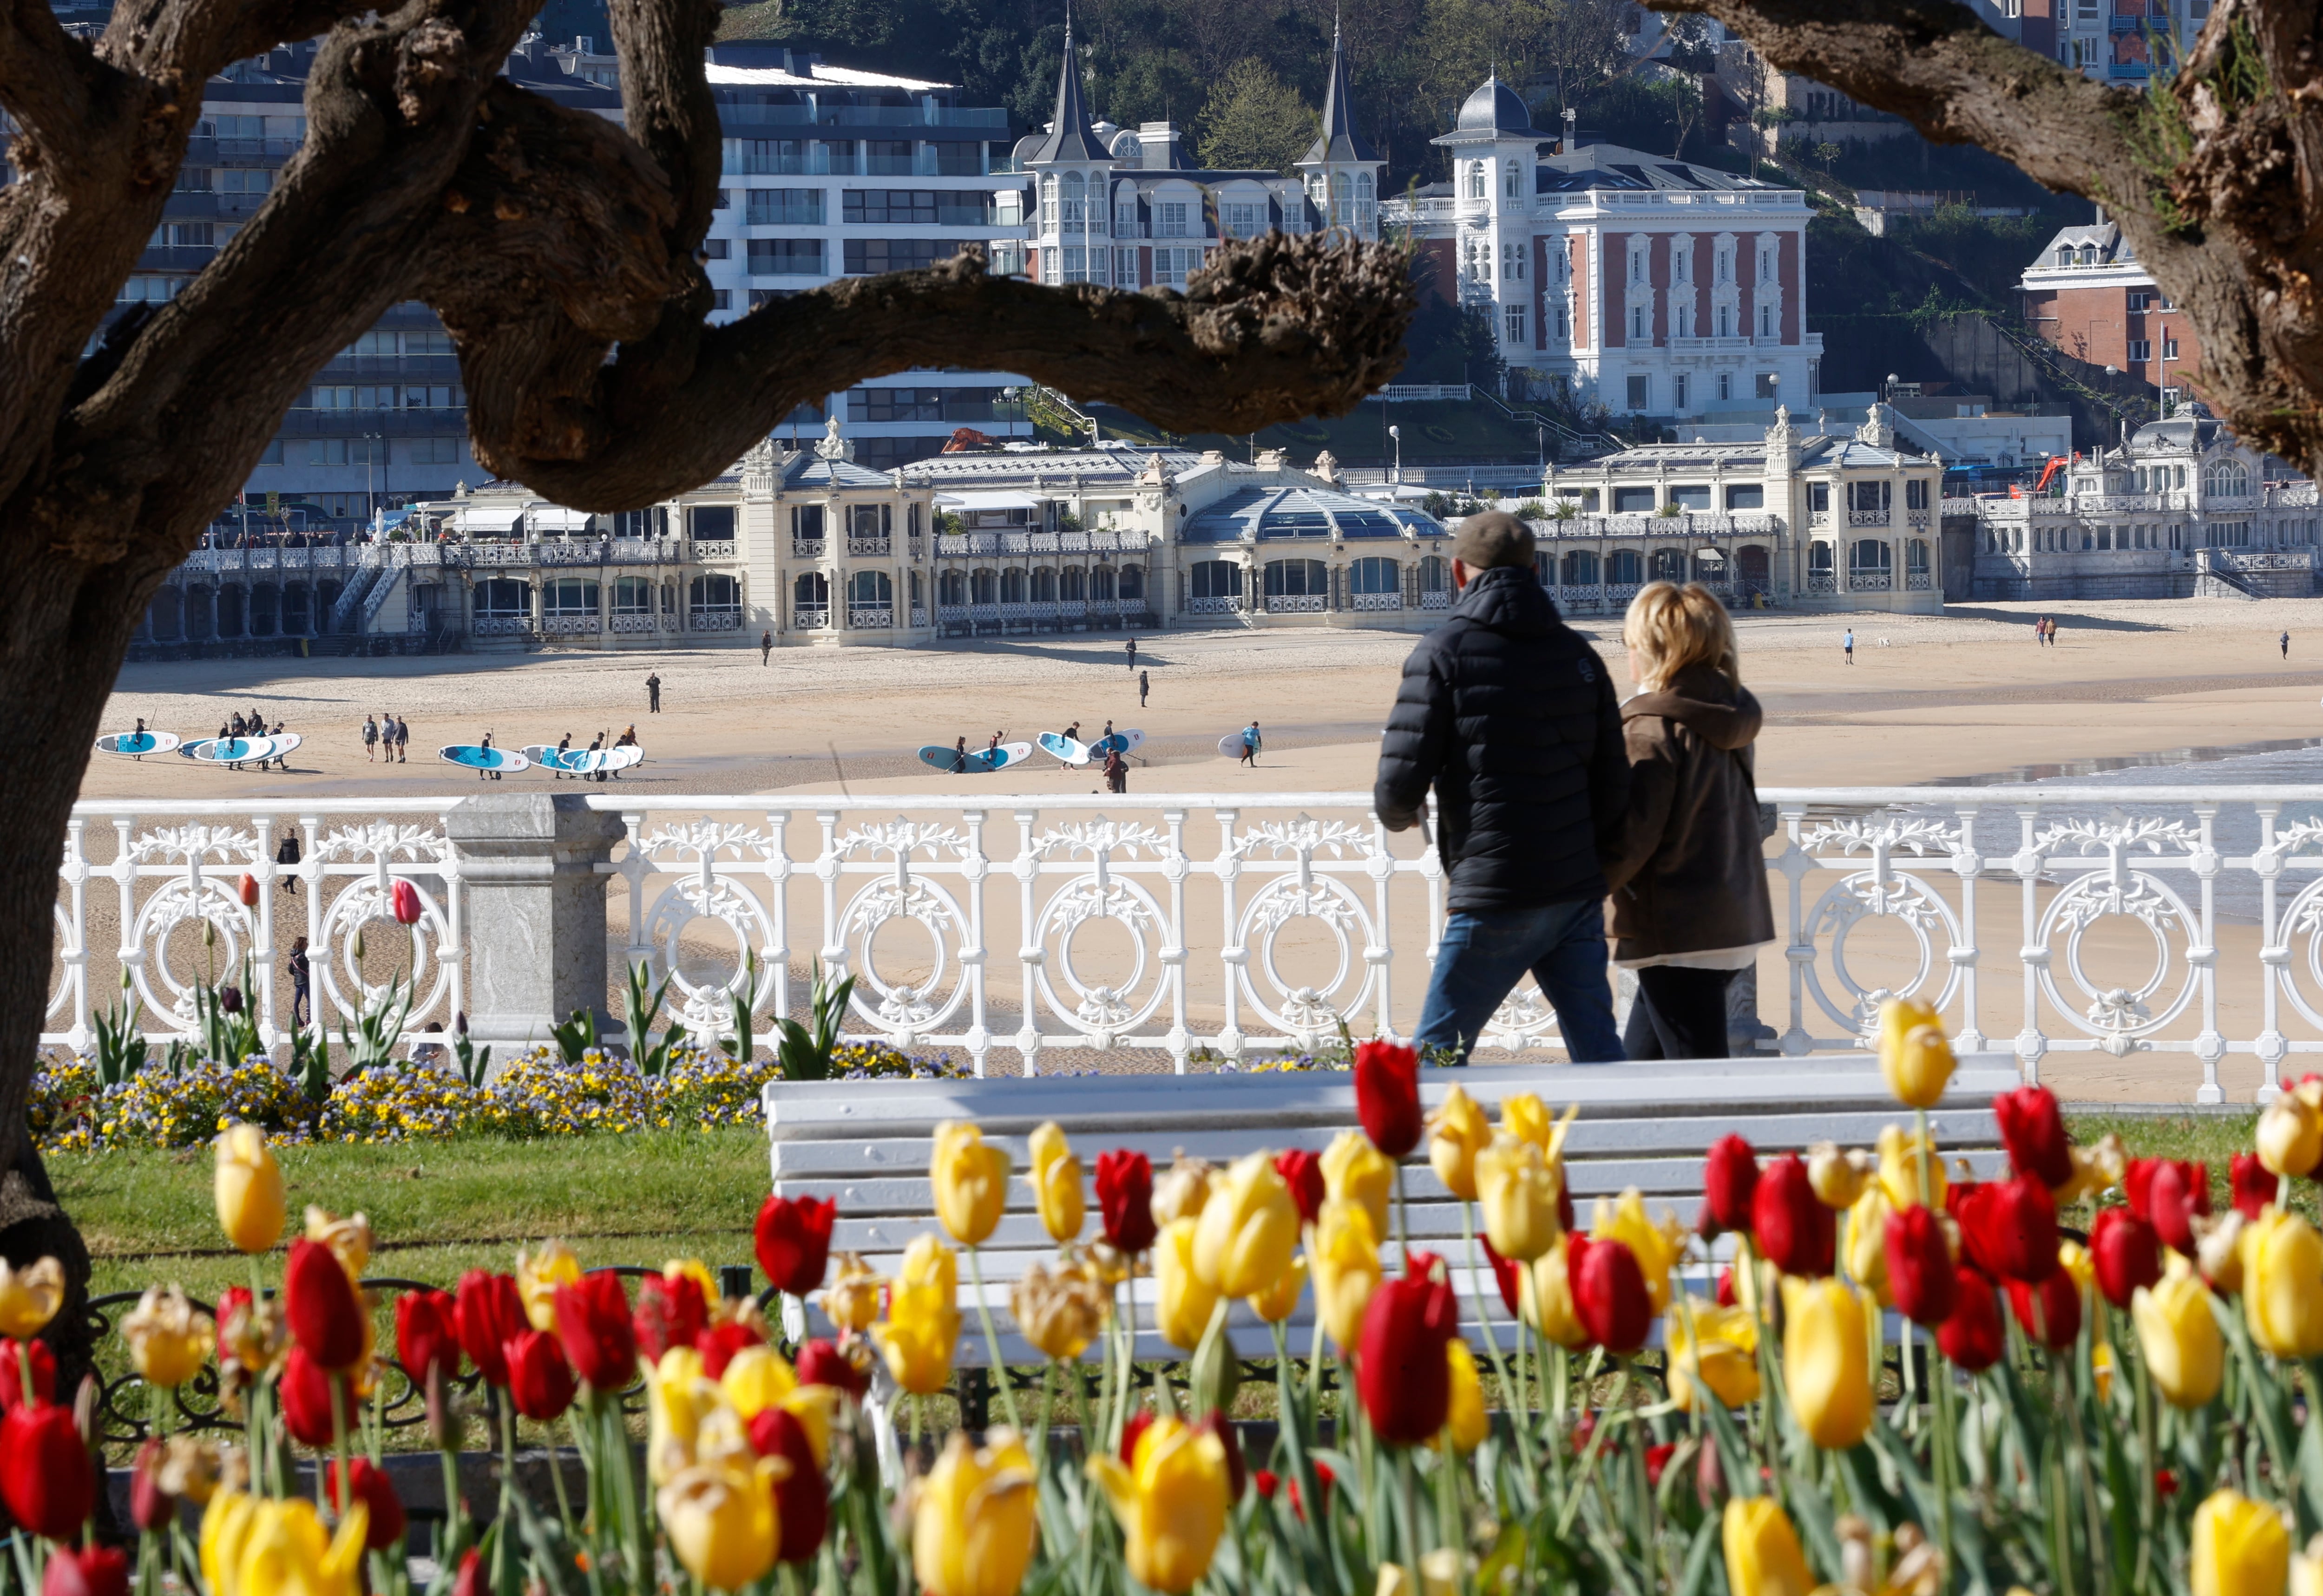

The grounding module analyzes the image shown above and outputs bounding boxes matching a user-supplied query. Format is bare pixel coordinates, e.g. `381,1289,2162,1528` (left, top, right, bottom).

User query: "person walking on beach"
268,721,290,770
276,831,301,895
394,715,409,763
2284,630,2292,660
1374,510,1628,1065
1843,628,1855,665
987,730,1005,756
1602,582,1776,1060
1239,722,1261,766
478,730,502,780
1125,636,1137,672
951,737,970,774
760,630,773,665
1103,745,1128,793
2046,616,2059,647
361,715,378,761
2034,616,2045,646
646,672,662,713
1138,668,1149,708
287,936,311,1028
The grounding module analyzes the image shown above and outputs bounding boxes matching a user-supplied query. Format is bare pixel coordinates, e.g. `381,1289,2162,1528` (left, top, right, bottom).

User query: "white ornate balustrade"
48,786,2323,1103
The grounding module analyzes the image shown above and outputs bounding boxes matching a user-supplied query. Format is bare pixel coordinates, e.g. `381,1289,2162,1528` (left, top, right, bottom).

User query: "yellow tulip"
1589,1190,1681,1313
1723,1497,1814,1596
2056,1132,2128,1206
1807,1142,1871,1209
1781,1277,1873,1450
1475,1134,1562,1263
1844,1186,1894,1303
1155,1217,1220,1350
915,1429,1040,1596
1010,1258,1107,1361
1877,997,1954,1109
1876,1124,1947,1212
516,1241,581,1332
2192,1488,2290,1596
2242,1208,2323,1358
1377,1554,1462,1596
123,1283,217,1388
720,1344,799,1418
1191,1152,1300,1298
0,1256,65,1341
1519,1237,1591,1350
781,1383,839,1468
2293,1534,2323,1596
203,1490,368,1596
2133,1263,2223,1409
646,1347,725,1483
931,1122,1010,1247
213,1124,285,1256
1087,1415,1229,1595
1247,1254,1308,1324
1499,1093,1554,1153
1150,1156,1218,1229
820,1252,883,1335
1444,1340,1488,1452
2260,1095,2323,1180
1311,1199,1383,1351
1321,1130,1393,1240
1427,1085,1493,1202
302,1207,373,1279
1029,1122,1085,1243
1667,1302,1760,1411
659,1458,785,1592
873,1238,959,1396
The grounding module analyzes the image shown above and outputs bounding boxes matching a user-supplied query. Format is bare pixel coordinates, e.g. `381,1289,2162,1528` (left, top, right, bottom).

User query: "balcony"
792,540,827,561
1846,509,1891,527
847,536,892,557
793,607,830,629
848,606,895,628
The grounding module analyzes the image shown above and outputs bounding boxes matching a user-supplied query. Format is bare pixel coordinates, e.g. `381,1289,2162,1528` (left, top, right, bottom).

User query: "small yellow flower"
516,1240,583,1332
0,1256,65,1341
1426,1085,1493,1202
123,1283,217,1388
931,1122,1010,1246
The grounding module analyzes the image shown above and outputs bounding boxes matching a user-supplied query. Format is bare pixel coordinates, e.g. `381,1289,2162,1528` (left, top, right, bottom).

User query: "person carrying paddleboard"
478,730,501,780
951,737,970,774
1240,722,1260,766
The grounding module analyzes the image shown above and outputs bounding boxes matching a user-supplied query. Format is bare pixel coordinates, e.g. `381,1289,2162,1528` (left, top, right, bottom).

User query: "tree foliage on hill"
1195,59,1318,172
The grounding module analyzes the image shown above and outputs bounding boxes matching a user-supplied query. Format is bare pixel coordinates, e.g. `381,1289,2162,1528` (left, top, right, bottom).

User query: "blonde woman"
1602,582,1776,1059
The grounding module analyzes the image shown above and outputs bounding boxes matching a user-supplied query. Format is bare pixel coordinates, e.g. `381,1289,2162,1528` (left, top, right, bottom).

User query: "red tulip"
2089,1208,2162,1309
1701,1135,1759,1236
1936,1269,2005,1371
1354,1268,1458,1444
1095,1149,1158,1254
747,1406,828,1563
1883,1203,1957,1327
755,1196,836,1297
278,1346,355,1447
2125,1158,2209,1254
1119,1408,1155,1465
0,1337,55,1411
1201,1413,1248,1501
455,1270,526,1387
396,1289,460,1386
2008,1265,2082,1352
237,873,260,909
284,1238,366,1370
794,1338,867,1399
1274,1150,1325,1227
695,1320,764,1380
1751,1154,1834,1277
2230,1152,2274,1221
506,1330,577,1421
1644,1442,1676,1488
634,1271,709,1364
1993,1085,2073,1190
1959,1176,2060,1282
453,1550,485,1596
1353,1039,1423,1158
390,878,423,925
1481,1234,1522,1317
129,1440,175,1533
1,1403,93,1539
328,1458,408,1550
1571,1234,1653,1354
1715,1265,1738,1307
551,1272,637,1391
1253,1468,1280,1500
41,1544,127,1596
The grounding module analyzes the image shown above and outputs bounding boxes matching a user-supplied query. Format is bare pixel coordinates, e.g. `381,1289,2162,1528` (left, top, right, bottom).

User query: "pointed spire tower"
1295,15,1383,239
1026,13,1117,285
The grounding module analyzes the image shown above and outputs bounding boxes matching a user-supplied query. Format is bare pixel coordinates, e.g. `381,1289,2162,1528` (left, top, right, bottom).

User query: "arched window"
848,569,892,607
1189,560,1240,599
1607,549,1643,584
1040,175,1058,229
1030,567,1057,602
1503,158,1521,199
1119,564,1145,599
1354,172,1375,230
1060,567,1086,600
1809,542,1834,573
792,571,827,607
1466,163,1486,200
1421,555,1451,592
970,569,996,604
939,570,967,606
1329,172,1351,227
1000,568,1028,603
1349,556,1399,594
689,574,738,622
2203,459,2251,497
1061,171,1084,230
1089,566,1116,600
1850,539,1892,573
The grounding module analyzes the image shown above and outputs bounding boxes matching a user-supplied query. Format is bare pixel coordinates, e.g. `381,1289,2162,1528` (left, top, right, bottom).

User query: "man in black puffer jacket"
1375,512,1628,1062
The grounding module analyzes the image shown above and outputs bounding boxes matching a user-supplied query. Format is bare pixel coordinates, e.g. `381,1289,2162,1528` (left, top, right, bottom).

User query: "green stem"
1459,1203,1531,1478
492,1393,516,1592
1393,1163,1411,1265
1555,1360,1630,1537
328,1375,352,1524
963,1246,1025,1432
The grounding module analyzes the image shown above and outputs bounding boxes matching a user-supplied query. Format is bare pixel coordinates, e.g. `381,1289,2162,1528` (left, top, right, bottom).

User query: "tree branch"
0,0,101,152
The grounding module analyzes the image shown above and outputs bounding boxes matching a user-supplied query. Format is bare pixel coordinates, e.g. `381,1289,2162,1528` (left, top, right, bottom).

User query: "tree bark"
0,0,1414,1369
1668,0,2323,477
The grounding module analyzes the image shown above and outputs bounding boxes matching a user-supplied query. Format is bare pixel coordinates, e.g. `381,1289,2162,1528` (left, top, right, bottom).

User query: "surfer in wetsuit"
951,737,969,773
479,730,501,780
269,722,290,770
230,711,247,739
555,732,572,780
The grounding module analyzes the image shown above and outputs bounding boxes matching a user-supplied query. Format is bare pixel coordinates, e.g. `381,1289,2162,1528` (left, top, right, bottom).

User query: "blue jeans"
1415,900,1625,1064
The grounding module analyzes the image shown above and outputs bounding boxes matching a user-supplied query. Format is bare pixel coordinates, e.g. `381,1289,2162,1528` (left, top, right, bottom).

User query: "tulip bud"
122,1284,215,1388
1782,1276,1873,1449
751,1405,830,1563
1273,1149,1324,1227
930,1122,1009,1247
213,1125,285,1255
874,1236,958,1396
1319,1131,1391,1240
818,1253,882,1336
2192,1487,2290,1596
1191,1152,1299,1298
2259,1094,2323,1181
1426,1085,1492,1202
283,1239,366,1369
1700,1134,1759,1235
1993,1084,2074,1189
1665,1303,1759,1412
129,1439,176,1533
2006,1263,2082,1352
217,982,243,1015
1876,1124,1946,1212
2132,1261,2224,1410
552,1271,638,1390
1352,1038,1422,1159
915,1431,1039,1596
2090,1208,2163,1309
1843,1185,1893,1301
0,1257,66,1341
1806,1141,1871,1210
2231,1152,2276,1221
1877,998,1954,1108
349,925,365,962
238,874,260,908
633,1269,709,1365
1154,1217,1219,1352
390,878,423,926
506,1329,579,1421
1570,1235,1651,1354
1959,1176,2060,1283
658,1458,784,1592
1089,1150,1158,1255
2239,1207,2323,1358
1475,1134,1562,1263
1355,1269,1458,1445
755,1195,837,1297
1029,1122,1086,1243
1883,1203,1956,1327
2126,1157,2210,1254
1936,1267,2005,1371
1722,1498,1814,1596
1312,1199,1382,1352
0,1338,56,1411
1443,1341,1488,1452
454,1270,527,1387
1752,1154,1834,1278
203,918,217,949
327,1458,407,1550
795,1337,869,1398
2193,1210,2247,1292
277,1345,356,1447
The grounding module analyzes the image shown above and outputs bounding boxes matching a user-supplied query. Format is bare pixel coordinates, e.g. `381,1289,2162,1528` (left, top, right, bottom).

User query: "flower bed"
28,1040,966,1153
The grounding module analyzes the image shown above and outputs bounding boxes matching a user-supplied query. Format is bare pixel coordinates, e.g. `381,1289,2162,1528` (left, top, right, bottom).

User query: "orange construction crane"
2034,455,2066,493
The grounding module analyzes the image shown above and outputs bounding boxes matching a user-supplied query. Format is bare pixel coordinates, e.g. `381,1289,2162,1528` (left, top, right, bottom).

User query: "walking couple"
1375,512,1774,1062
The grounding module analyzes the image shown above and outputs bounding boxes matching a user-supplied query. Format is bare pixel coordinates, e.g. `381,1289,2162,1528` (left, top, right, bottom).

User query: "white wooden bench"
764,1054,2021,1393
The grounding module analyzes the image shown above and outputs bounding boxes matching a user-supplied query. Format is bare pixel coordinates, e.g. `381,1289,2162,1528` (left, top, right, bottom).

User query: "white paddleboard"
440,745,531,773
987,741,1034,770
96,731,180,759
1219,732,1257,758
1089,729,1145,758
1038,732,1092,766
603,745,643,771
186,735,287,766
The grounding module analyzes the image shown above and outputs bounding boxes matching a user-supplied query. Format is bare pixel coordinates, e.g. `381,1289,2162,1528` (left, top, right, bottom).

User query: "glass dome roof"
1180,487,1444,543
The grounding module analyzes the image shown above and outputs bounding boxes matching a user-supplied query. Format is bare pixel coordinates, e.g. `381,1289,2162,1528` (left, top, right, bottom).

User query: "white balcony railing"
44,786,2323,1100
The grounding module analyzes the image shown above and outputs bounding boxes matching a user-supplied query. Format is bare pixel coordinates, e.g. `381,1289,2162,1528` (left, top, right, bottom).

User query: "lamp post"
1389,424,1401,487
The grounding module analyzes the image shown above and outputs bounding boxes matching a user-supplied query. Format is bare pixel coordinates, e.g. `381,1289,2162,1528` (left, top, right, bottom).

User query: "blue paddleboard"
186,736,286,765
920,744,1003,773
1089,729,1145,758
96,731,180,759
440,745,531,772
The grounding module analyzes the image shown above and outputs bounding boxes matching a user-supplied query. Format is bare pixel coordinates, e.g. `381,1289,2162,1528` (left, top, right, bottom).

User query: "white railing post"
2192,803,2225,1105
1949,802,1985,1054
1161,807,1190,1073
1777,802,1812,1056
59,815,88,1053
764,809,794,1025
962,809,991,1078
1215,807,1243,1064
2257,801,2288,1104
250,813,277,1048
2014,805,2045,1085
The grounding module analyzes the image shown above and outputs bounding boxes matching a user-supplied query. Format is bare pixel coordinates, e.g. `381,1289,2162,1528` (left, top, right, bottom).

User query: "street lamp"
1388,425,1401,487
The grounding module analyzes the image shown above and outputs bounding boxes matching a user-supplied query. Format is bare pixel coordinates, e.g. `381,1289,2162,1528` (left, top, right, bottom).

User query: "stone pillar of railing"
446,794,624,1048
